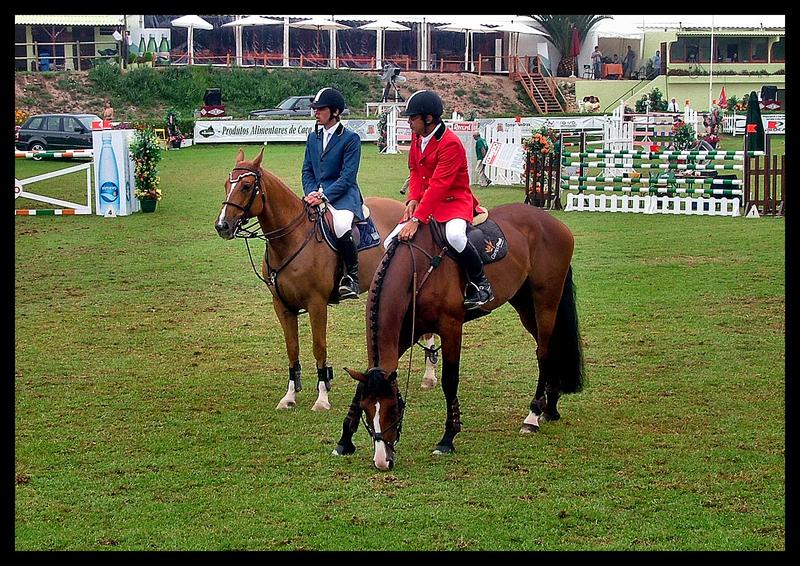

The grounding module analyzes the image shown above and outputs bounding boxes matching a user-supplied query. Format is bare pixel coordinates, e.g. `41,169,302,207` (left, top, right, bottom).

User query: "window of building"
750,38,768,62
771,37,785,62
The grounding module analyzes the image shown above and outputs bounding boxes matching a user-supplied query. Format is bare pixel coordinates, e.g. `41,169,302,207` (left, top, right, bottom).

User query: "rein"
363,226,448,450
226,165,323,309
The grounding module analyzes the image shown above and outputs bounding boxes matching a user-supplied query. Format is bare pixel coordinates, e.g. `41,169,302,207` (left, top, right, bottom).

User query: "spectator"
590,45,602,80
653,50,662,76
102,100,115,121
612,53,619,64
473,131,490,187
667,97,680,112
451,106,463,121
623,45,636,79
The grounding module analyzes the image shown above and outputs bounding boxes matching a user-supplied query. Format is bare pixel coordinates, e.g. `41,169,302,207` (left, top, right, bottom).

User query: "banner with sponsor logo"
193,119,381,143
721,113,785,135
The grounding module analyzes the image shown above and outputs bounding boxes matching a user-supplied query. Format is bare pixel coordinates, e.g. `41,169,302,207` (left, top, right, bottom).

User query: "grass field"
15,136,785,550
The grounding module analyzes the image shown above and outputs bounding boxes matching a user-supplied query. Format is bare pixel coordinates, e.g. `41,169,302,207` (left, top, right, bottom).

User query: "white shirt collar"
420,122,443,152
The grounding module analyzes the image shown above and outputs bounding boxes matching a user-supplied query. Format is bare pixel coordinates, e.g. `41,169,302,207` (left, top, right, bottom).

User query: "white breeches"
325,204,355,238
384,217,468,252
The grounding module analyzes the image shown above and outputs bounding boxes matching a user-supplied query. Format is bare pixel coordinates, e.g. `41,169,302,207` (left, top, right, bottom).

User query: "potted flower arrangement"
523,126,560,205
130,128,163,212
671,121,697,151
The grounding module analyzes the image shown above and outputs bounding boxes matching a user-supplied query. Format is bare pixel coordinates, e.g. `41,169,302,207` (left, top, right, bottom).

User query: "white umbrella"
221,16,283,67
290,17,350,67
359,19,411,69
171,15,213,65
436,21,496,71
489,21,548,67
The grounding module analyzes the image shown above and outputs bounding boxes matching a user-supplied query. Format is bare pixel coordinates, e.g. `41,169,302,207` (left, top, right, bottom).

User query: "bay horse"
214,148,438,412
333,203,585,469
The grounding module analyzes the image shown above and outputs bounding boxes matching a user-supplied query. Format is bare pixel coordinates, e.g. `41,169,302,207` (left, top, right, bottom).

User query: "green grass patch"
15,141,784,550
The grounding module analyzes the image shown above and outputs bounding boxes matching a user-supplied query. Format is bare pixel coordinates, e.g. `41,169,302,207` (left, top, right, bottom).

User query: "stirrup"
463,282,493,310
338,275,359,299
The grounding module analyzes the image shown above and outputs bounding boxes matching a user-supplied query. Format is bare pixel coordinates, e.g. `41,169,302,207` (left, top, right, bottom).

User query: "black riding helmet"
310,87,346,116
400,90,444,118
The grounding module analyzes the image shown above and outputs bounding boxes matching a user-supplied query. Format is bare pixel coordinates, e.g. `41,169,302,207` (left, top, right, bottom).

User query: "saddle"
431,208,508,265
319,205,382,253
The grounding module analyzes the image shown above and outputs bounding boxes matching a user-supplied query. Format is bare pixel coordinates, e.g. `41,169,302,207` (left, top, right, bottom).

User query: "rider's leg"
330,206,359,300
445,219,494,310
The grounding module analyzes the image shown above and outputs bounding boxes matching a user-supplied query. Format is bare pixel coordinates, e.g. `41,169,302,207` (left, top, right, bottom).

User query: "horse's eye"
239,183,252,192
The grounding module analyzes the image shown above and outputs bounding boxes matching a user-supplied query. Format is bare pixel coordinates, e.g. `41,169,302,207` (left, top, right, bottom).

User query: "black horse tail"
550,266,585,394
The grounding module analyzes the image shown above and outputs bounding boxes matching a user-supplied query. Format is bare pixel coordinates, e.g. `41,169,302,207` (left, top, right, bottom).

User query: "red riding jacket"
407,123,480,223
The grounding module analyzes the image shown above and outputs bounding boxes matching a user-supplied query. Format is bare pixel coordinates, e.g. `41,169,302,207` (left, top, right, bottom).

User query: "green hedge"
88,62,383,121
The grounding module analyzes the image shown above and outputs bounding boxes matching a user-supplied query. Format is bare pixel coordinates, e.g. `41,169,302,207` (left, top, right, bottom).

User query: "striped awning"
15,15,125,26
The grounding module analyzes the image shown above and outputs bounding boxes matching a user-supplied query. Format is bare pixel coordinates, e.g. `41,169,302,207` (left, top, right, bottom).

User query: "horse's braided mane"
368,241,399,368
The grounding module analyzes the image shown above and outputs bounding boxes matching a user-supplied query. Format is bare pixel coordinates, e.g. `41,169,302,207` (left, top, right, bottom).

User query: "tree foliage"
525,15,611,76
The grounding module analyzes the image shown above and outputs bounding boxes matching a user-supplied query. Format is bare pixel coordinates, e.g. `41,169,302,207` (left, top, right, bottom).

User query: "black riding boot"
454,241,494,310
337,231,359,300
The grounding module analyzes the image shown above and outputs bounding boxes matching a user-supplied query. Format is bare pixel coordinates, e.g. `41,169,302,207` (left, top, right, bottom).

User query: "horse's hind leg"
509,282,560,432
420,333,438,390
307,300,332,411
274,299,301,410
433,323,463,455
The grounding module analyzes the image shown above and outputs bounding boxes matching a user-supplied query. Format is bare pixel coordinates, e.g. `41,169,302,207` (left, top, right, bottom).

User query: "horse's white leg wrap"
312,381,331,411
520,411,540,433
420,336,438,390
276,380,297,410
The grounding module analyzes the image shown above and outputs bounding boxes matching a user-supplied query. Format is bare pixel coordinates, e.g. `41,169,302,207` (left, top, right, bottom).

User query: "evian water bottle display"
98,133,120,215
92,126,138,216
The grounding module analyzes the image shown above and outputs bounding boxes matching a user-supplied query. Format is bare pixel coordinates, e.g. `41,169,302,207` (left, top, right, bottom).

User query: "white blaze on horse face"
373,401,391,470
217,178,238,226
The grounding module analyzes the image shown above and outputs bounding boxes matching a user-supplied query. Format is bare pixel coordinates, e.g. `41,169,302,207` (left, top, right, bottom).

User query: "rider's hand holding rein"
398,199,420,240
304,190,325,207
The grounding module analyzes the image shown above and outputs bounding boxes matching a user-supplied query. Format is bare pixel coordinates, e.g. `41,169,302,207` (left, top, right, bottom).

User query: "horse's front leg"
273,297,301,410
433,325,463,455
331,382,363,456
307,300,332,411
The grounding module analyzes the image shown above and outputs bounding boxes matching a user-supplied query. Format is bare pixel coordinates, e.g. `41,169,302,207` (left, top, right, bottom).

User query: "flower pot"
140,199,157,213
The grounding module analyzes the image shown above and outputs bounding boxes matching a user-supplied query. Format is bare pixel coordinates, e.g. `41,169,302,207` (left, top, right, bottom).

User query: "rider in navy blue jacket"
302,87,365,300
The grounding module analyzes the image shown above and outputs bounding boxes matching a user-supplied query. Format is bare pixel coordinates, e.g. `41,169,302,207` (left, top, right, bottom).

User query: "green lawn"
15,137,785,550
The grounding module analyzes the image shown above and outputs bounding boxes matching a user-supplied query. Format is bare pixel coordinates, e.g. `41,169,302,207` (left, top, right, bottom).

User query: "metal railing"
15,40,122,71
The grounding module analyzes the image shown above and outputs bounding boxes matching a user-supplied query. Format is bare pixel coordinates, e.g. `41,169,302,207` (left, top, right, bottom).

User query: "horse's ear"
253,146,265,168
235,148,245,164
344,367,367,383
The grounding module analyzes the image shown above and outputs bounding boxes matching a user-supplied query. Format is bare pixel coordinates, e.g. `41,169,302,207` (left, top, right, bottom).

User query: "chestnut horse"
214,148,438,411
333,203,585,469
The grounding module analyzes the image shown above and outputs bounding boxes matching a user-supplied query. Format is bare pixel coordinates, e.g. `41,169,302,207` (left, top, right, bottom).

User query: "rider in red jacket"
385,90,494,310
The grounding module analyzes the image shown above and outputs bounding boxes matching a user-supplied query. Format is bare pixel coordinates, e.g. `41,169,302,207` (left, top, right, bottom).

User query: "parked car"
249,95,349,119
15,113,101,152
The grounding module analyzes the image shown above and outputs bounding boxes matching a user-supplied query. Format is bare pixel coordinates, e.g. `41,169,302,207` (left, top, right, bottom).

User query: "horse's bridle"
360,373,407,449
222,166,265,225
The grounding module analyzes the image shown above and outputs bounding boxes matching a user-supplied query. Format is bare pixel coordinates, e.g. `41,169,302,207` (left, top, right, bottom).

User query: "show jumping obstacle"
15,149,93,160
14,161,93,216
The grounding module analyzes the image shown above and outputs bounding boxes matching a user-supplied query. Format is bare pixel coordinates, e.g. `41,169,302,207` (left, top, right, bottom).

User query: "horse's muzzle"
215,220,236,240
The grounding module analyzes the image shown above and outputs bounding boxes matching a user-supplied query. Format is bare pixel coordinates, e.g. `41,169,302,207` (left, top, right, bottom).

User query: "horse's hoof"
311,400,331,412
432,444,455,455
519,423,540,434
420,377,437,390
331,443,356,456
542,411,561,422
276,399,296,410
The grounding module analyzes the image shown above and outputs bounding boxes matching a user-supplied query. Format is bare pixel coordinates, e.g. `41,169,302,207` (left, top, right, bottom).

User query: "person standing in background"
473,131,490,187
590,45,603,79
102,100,115,121
624,45,636,79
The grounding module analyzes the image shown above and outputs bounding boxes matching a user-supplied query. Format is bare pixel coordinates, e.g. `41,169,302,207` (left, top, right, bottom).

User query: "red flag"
719,86,727,109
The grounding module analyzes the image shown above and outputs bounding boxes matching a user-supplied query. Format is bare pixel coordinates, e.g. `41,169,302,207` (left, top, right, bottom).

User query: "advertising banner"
723,113,785,135
484,142,526,173
92,128,138,216
194,119,381,144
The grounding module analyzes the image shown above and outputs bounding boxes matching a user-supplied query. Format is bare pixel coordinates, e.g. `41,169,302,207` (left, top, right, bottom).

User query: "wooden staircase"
511,56,565,114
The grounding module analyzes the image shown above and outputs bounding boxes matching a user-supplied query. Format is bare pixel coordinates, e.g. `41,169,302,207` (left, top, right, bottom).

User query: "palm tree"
526,15,610,77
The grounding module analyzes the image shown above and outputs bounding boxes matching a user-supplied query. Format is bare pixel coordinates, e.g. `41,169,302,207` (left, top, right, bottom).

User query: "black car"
249,96,349,119
15,113,101,152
